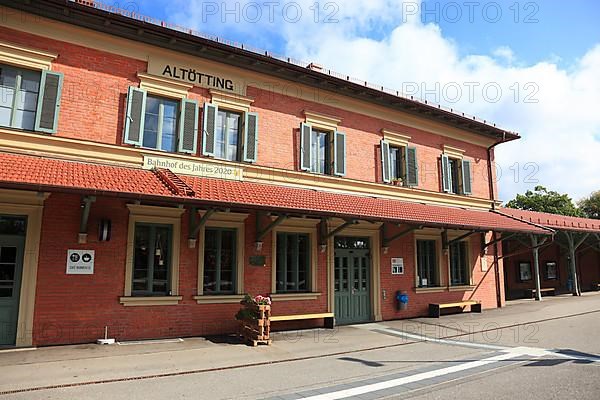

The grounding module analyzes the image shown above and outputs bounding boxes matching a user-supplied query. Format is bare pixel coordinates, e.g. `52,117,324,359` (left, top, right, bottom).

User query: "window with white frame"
441,153,472,195
380,139,418,186
203,227,237,294
276,232,310,293
214,109,242,161
310,129,330,174
299,122,346,176
132,223,173,296
416,239,439,287
0,65,39,131
449,241,470,286
142,95,179,152
0,64,63,133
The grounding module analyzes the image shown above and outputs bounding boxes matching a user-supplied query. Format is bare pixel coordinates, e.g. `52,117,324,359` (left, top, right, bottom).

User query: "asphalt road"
2,296,599,399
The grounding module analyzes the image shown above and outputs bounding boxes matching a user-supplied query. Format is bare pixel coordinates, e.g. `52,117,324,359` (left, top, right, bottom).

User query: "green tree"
578,191,600,219
505,186,582,217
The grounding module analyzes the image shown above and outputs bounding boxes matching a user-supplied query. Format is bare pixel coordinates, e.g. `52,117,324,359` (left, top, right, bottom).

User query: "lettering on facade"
143,155,243,181
161,64,235,91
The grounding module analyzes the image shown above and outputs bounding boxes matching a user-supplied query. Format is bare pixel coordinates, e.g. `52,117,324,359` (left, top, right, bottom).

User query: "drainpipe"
487,133,515,308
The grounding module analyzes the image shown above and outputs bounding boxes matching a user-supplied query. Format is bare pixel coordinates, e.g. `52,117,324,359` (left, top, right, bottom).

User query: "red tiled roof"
181,175,549,234
498,208,600,233
0,152,549,234
0,152,174,198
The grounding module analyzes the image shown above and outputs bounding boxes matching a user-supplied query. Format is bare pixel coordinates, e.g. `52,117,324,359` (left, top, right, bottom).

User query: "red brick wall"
32,194,503,345
380,228,500,321
2,26,492,199
503,241,570,299
32,193,330,345
578,249,600,292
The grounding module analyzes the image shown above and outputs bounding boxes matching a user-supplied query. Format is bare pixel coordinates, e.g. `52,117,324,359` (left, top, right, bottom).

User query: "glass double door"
334,237,371,325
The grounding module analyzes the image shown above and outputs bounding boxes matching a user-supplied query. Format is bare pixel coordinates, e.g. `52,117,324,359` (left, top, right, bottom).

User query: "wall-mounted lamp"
188,238,197,249
319,244,327,253
382,246,390,254
255,241,263,252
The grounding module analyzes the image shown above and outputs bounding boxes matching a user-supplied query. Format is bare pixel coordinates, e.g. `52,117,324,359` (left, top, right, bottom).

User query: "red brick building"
0,0,561,347
499,209,600,300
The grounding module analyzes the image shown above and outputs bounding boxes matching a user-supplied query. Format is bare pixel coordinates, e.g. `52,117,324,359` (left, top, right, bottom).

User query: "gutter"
491,208,556,235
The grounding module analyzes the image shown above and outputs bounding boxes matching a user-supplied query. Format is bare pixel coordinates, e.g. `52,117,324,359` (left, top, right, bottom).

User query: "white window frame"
194,211,248,304
120,204,184,306
270,217,321,301
414,230,445,292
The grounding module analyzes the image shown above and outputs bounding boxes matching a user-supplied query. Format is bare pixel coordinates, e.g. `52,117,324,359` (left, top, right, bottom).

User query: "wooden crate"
239,305,271,346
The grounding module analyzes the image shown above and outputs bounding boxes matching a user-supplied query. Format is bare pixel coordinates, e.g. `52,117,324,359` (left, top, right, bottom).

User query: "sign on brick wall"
66,250,95,275
391,257,404,275
143,155,243,181
147,56,245,94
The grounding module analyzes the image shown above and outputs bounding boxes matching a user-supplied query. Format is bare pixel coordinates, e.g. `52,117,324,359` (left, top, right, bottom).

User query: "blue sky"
122,0,599,202
134,0,600,66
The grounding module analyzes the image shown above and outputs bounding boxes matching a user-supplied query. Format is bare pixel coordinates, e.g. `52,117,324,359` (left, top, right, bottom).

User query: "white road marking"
291,324,600,400
362,324,508,351
357,323,600,363
301,350,524,400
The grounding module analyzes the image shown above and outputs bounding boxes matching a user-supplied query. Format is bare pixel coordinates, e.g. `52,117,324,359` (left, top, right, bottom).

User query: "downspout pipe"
487,132,516,308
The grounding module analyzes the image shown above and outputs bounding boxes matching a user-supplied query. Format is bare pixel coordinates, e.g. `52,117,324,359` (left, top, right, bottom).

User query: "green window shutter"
380,139,391,183
333,130,346,176
243,112,259,162
123,86,147,146
178,98,199,154
202,103,218,156
405,146,419,186
34,70,64,134
462,159,472,195
441,153,450,192
299,122,312,171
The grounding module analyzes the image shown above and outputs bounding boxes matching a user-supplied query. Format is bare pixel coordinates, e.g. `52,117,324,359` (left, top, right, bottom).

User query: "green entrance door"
0,216,26,346
334,237,371,324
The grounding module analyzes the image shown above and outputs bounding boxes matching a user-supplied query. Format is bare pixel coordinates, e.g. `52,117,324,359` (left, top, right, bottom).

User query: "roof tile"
0,152,551,234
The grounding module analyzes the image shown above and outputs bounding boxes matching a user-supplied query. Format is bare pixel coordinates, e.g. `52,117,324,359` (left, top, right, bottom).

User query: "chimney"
307,62,323,72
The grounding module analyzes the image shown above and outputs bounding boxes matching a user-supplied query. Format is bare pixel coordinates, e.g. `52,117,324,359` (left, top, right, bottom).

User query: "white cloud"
164,0,600,202
492,46,515,64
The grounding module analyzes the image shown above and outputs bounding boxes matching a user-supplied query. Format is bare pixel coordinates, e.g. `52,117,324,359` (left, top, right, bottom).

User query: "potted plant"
235,294,272,346
392,178,403,186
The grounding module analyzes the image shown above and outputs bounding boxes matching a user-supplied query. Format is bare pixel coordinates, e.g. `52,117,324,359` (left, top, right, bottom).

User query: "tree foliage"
505,186,582,217
578,191,600,219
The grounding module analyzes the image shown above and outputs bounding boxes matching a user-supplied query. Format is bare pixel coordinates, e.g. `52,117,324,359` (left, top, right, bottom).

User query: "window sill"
270,292,322,301
119,296,182,306
193,294,245,304
448,285,476,292
414,287,446,294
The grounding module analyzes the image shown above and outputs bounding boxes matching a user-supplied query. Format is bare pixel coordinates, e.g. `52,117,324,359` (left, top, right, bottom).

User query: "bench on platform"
527,288,555,298
269,312,335,329
429,300,481,318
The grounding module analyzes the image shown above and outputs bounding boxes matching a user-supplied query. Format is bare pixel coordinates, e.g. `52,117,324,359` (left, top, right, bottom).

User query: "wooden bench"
429,301,481,318
269,312,335,329
527,288,555,298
